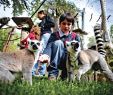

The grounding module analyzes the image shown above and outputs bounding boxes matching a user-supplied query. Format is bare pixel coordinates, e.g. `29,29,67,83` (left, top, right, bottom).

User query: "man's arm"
39,34,55,63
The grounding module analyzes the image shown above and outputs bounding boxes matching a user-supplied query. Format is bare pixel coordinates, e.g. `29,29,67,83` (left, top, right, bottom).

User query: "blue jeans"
32,33,51,76
41,33,51,52
32,62,46,75
47,40,67,79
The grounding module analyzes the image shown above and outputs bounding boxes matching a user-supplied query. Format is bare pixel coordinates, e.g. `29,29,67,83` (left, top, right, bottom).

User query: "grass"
0,76,113,95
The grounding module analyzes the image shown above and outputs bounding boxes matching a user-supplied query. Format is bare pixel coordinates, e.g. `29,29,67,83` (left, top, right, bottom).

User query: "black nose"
32,44,38,50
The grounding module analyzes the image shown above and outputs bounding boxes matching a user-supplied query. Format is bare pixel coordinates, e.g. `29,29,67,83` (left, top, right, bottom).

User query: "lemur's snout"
27,39,41,51
66,40,79,52
32,42,40,50
32,44,38,50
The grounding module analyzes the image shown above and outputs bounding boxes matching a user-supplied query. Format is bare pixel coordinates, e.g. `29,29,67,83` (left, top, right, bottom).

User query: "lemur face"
27,38,42,52
66,40,79,52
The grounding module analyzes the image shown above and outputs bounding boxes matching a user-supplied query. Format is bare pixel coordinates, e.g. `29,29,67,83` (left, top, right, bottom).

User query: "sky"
71,0,113,33
0,0,113,48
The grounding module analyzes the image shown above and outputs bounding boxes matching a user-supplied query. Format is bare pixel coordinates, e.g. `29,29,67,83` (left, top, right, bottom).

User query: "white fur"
27,38,43,69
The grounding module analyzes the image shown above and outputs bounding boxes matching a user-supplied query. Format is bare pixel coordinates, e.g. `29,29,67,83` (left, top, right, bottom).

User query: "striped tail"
94,24,106,57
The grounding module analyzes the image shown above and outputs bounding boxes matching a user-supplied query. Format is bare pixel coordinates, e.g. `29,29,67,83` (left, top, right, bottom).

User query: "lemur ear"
27,38,31,44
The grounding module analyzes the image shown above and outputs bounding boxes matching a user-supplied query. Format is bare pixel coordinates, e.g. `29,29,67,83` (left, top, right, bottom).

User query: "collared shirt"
58,28,72,38
43,29,80,57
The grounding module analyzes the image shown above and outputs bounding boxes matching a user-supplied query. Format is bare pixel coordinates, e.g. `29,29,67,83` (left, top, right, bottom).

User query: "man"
32,10,55,76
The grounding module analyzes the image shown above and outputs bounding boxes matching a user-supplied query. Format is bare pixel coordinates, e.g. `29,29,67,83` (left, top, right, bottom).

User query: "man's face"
59,19,72,33
37,13,45,20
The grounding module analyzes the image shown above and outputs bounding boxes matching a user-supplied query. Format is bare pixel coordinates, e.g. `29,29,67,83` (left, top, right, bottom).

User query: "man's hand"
39,54,50,64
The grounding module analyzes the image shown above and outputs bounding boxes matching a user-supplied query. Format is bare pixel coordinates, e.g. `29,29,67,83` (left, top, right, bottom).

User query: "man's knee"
54,40,64,47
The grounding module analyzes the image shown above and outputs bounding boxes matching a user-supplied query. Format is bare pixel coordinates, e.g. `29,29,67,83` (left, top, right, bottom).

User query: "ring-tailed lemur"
65,40,113,82
94,24,106,57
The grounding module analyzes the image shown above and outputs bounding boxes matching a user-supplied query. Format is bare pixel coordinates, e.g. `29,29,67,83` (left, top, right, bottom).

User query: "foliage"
0,0,77,20
0,28,20,52
27,0,41,17
0,28,9,51
110,25,113,34
35,0,77,31
87,36,96,48
0,77,113,95
42,0,77,17
4,34,20,52
0,0,33,16
110,25,113,41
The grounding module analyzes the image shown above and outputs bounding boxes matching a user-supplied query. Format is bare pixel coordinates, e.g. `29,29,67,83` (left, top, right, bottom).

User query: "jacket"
39,15,55,35
43,31,80,56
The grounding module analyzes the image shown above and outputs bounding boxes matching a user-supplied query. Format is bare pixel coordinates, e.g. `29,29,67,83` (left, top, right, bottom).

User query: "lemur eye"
66,44,70,47
31,42,34,45
71,42,75,46
37,43,40,46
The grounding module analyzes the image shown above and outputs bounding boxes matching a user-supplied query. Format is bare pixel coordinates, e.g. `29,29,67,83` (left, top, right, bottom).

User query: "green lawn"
0,77,113,95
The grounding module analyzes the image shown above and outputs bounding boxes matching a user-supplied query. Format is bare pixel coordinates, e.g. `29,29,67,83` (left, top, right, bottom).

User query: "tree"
0,0,34,16
100,0,109,42
110,25,113,42
87,36,96,48
0,28,20,52
39,0,77,31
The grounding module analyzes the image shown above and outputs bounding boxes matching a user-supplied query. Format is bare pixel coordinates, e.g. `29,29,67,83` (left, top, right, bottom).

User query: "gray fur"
66,40,113,82
0,39,41,85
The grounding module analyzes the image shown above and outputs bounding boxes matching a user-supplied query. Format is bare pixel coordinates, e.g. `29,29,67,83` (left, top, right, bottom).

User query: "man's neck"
59,29,70,37
64,32,69,35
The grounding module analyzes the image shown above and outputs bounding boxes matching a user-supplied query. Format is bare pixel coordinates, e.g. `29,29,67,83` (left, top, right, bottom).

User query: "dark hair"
38,10,47,15
59,13,74,26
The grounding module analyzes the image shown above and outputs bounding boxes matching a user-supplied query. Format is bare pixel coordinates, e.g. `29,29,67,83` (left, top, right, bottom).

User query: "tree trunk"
100,0,110,42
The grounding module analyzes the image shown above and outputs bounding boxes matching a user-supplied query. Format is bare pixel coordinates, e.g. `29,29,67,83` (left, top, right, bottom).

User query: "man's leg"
38,33,51,75
41,33,51,52
47,40,65,79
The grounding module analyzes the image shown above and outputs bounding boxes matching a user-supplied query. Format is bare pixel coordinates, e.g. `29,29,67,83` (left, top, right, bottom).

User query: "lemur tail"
94,24,106,57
